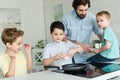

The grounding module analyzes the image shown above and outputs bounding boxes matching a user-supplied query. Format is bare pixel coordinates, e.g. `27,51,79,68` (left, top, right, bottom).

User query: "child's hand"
54,53,66,60
89,48,95,53
66,46,83,58
77,46,84,53
8,50,16,59
24,44,31,54
66,49,76,58
93,48,100,54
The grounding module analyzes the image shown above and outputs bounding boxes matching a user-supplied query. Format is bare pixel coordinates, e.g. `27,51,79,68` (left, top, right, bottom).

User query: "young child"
42,21,83,68
0,28,32,77
87,11,120,63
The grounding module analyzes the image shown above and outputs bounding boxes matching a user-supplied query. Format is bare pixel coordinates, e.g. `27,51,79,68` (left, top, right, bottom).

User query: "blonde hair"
1,28,24,45
96,11,111,19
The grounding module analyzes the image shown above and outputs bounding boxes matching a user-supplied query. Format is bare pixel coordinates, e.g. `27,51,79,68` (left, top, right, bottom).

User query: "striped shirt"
42,41,77,68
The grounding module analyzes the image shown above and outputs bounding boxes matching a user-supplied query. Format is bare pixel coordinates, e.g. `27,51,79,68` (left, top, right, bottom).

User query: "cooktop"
51,62,120,79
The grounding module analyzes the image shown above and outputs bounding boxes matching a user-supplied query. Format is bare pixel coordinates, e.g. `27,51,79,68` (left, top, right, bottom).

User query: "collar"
53,41,64,45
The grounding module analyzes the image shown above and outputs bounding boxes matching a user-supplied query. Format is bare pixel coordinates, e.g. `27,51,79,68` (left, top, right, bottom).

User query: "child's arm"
24,44,32,71
5,51,16,77
66,45,83,58
93,40,110,54
42,53,66,66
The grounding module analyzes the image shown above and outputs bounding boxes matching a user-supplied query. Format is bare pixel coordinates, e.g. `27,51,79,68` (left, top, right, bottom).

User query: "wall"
20,0,45,45
0,0,120,52
44,0,120,46
44,0,73,42
0,0,45,52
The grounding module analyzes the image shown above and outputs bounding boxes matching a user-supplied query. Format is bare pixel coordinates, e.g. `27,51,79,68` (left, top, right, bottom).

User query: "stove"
51,62,120,80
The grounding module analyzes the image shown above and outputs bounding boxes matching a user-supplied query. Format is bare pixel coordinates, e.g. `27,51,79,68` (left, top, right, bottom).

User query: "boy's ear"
6,42,11,48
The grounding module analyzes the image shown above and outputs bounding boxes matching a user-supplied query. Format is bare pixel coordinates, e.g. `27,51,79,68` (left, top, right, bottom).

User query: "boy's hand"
93,48,100,54
66,49,76,58
24,44,31,54
53,53,66,60
8,50,16,59
77,46,84,53
66,46,83,58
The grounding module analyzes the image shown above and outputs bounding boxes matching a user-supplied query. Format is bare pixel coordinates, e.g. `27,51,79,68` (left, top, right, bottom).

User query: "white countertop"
1,70,120,80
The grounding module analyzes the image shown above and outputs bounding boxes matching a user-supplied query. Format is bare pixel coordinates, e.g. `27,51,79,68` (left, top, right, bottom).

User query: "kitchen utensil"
62,63,86,74
44,65,60,70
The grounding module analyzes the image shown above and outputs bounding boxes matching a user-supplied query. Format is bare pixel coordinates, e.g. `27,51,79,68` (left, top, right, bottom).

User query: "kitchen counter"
1,70,120,80
1,71,88,80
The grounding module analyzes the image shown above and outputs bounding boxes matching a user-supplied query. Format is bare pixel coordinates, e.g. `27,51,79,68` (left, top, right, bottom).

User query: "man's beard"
76,11,86,19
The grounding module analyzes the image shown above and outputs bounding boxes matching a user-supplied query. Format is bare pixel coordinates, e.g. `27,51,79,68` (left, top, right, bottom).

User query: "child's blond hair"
1,28,24,45
96,11,111,19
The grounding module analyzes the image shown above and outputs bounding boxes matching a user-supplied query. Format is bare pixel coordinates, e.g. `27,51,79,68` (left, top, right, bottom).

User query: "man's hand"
69,40,92,52
62,37,68,42
80,43,92,52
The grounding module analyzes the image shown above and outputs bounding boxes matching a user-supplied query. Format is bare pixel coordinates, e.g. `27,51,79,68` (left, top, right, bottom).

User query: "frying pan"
62,63,86,74
44,65,60,70
44,63,87,74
